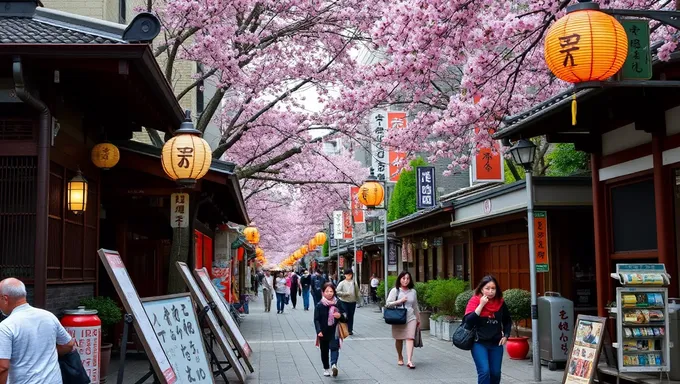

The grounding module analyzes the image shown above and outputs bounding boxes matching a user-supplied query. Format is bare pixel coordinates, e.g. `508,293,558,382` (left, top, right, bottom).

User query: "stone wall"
45,283,95,316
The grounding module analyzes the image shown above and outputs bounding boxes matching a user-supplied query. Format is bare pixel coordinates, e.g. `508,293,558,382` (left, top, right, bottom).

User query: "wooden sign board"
141,293,214,384
193,267,254,370
562,315,608,384
97,249,177,383
175,262,248,383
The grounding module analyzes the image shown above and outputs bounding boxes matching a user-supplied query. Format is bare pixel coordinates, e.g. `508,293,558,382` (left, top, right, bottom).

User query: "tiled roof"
0,17,121,44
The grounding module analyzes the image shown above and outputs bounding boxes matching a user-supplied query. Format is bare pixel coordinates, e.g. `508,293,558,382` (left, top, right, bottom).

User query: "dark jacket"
314,301,347,341
59,350,91,384
300,274,312,289
463,302,512,345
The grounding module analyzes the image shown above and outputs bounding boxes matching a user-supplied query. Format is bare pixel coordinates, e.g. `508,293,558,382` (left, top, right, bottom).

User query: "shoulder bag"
383,289,407,325
452,319,477,350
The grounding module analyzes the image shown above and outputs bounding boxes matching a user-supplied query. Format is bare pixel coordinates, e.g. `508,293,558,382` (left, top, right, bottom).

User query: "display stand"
611,263,672,380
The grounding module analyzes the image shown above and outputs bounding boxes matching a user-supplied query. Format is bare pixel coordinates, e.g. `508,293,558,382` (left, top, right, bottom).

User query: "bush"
455,289,475,318
503,288,531,336
376,275,398,305
387,157,429,221
80,296,123,340
425,278,468,317
414,282,430,311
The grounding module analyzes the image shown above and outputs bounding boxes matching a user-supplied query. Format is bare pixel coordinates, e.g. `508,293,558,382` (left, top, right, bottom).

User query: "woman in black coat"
314,282,347,377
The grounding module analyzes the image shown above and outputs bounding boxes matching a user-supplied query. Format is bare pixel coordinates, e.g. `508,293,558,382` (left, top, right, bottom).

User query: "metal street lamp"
509,138,541,381
358,168,389,299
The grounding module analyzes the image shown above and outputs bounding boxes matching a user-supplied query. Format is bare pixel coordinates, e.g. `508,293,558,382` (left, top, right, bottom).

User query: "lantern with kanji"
91,142,120,170
358,168,384,209
244,226,260,245
314,232,327,245
161,110,212,186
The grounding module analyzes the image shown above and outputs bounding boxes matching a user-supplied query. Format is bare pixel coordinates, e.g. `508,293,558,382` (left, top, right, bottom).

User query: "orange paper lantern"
244,226,260,244
315,232,327,245
358,169,385,208
308,239,317,251
301,245,308,255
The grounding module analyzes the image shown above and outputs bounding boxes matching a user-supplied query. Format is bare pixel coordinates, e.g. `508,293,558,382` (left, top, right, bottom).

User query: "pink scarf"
320,296,338,326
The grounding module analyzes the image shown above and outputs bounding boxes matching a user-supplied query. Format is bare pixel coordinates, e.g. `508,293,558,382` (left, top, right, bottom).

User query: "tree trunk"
167,226,192,294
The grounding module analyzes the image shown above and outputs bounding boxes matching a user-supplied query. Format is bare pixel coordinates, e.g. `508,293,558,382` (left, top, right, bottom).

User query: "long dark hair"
474,275,503,299
394,271,414,290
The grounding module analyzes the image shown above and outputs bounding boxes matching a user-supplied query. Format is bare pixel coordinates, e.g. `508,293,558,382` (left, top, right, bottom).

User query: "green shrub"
455,289,475,318
425,278,468,317
376,275,398,305
414,282,430,311
387,157,429,221
503,288,531,336
80,296,123,340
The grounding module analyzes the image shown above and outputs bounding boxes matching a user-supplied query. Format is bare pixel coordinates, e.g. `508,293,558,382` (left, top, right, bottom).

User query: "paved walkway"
107,291,565,383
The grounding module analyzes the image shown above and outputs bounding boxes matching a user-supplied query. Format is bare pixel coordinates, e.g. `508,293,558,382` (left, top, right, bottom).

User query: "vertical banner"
470,96,504,184
534,210,549,272
170,193,189,228
342,211,353,239
350,186,365,223
416,166,436,209
370,111,388,182
332,210,344,240
387,111,407,183
388,243,398,272
329,222,337,247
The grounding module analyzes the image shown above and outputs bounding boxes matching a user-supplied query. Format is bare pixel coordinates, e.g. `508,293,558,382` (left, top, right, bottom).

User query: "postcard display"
611,263,672,374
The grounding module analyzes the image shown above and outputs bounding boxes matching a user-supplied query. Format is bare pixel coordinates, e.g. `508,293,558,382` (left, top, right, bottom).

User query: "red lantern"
356,250,363,264
237,247,244,261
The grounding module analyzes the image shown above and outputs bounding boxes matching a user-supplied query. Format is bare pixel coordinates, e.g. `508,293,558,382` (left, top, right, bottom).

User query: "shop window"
610,179,657,253
453,244,469,281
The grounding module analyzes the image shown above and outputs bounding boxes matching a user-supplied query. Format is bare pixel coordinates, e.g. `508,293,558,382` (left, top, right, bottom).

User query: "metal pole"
526,171,541,382
383,181,389,299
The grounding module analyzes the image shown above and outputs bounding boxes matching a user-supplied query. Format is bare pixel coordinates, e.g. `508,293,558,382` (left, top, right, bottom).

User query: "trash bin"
538,292,574,370
669,298,680,380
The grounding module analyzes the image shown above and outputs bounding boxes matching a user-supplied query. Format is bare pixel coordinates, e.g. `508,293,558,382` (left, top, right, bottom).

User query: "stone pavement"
107,291,565,383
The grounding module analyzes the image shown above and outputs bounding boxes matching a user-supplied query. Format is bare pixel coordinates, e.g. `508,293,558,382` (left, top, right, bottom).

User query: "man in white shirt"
370,274,380,303
0,278,75,384
261,270,274,312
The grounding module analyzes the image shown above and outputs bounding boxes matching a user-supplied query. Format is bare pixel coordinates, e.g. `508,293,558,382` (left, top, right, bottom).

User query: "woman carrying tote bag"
384,271,420,369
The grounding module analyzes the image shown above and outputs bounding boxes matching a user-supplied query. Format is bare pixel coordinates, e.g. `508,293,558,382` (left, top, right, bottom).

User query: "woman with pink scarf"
314,282,347,377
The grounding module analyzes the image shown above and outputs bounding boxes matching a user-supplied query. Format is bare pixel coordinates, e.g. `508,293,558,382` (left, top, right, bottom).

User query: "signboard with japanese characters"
142,294,213,384
97,249,177,383
416,166,436,209
332,210,344,240
343,210,353,239
470,97,504,183
349,186,365,224
534,211,549,272
175,262,248,382
370,110,388,182
388,243,397,272
171,193,190,228
387,112,407,183
562,315,607,384
621,20,652,80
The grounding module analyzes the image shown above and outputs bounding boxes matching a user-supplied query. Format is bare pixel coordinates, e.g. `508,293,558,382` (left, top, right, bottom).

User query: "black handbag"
383,289,407,325
452,321,477,350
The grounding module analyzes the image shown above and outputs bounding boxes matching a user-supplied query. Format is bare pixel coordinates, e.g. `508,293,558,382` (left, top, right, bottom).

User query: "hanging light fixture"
161,110,213,186
357,168,385,209
91,142,120,170
314,232,327,245
67,169,88,214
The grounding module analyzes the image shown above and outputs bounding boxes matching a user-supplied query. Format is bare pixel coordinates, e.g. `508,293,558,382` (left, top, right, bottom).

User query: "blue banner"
416,166,436,209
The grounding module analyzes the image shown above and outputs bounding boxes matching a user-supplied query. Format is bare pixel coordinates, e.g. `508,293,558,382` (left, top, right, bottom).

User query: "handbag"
414,325,423,348
452,321,477,351
383,289,407,325
337,322,350,339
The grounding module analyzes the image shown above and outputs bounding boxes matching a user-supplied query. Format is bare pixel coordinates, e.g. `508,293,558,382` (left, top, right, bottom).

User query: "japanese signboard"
562,315,607,384
621,20,652,80
534,210,549,273
388,243,397,272
416,166,436,209
332,210,344,240
470,96,504,183
349,186,365,224
343,210,353,239
387,112,407,183
171,193,189,228
142,294,213,384
339,256,344,268
370,111,388,182
97,249,177,383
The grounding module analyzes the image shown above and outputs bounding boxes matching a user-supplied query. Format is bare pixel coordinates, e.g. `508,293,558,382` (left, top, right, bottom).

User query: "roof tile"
0,17,120,44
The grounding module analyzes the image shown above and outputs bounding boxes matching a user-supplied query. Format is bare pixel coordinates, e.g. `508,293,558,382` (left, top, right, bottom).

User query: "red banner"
471,96,504,183
387,112,407,183
356,250,363,264
343,211,353,239
350,186,365,224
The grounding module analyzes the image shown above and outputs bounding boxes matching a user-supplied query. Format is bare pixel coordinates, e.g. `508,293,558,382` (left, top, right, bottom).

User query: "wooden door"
125,239,163,298
475,237,544,294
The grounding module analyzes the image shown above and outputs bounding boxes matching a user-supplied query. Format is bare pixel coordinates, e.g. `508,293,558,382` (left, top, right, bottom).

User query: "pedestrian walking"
336,268,360,335
300,269,312,311
311,269,326,306
285,271,292,306
262,270,274,312
275,272,288,314
385,271,420,369
314,282,347,377
0,277,75,384
289,270,301,309
464,275,512,384
370,274,380,303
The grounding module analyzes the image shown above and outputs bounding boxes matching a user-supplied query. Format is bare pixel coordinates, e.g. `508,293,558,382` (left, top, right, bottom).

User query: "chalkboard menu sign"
97,249,177,383
142,294,213,384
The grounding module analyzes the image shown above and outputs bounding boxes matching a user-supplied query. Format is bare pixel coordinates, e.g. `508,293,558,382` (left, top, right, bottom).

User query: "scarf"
320,296,338,326
465,294,504,318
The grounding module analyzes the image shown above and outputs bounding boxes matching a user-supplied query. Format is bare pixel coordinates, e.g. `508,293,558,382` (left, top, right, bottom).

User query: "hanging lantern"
314,232,327,245
544,1,628,125
161,110,213,186
256,247,264,259
308,239,317,251
358,168,385,209
67,169,88,214
91,142,120,170
300,245,308,255
237,247,244,261
244,226,260,245
294,250,301,259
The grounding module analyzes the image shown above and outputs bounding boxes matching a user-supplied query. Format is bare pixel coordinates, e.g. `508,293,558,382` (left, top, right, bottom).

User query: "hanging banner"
470,96,504,184
356,250,363,264
332,210,344,240
534,211,549,272
370,110,388,182
416,166,436,209
350,186,365,224
387,112,407,183
170,193,189,228
388,243,398,272
343,211,353,239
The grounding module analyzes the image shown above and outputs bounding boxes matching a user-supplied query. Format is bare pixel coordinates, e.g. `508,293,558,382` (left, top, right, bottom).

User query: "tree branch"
177,67,219,101
246,175,357,185
236,146,303,178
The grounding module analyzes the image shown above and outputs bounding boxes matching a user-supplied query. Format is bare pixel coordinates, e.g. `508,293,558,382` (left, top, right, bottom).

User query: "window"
609,179,657,254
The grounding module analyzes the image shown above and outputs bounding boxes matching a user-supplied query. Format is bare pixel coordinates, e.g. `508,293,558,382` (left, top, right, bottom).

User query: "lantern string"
571,93,577,126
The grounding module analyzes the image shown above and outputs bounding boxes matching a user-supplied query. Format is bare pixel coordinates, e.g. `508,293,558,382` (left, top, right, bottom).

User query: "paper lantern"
161,110,212,186
358,169,384,208
67,169,88,214
91,142,120,170
308,239,317,251
544,5,627,84
244,226,260,245
256,247,264,259
300,245,308,255
314,232,327,245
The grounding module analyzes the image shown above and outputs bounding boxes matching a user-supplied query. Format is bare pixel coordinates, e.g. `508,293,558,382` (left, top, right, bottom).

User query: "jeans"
319,338,339,369
471,342,504,384
302,287,311,310
291,290,298,308
276,292,286,312
339,301,356,332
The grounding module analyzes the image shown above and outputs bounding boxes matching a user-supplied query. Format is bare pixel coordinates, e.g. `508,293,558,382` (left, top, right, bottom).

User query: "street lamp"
358,168,389,299
508,138,540,381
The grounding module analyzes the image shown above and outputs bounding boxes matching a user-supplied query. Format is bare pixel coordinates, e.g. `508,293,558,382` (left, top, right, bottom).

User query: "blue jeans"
276,292,286,312
302,287,311,310
471,342,504,384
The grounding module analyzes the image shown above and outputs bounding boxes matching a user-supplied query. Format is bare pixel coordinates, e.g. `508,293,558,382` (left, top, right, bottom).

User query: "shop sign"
343,210,353,239
432,237,443,247
388,243,397,271
534,210,549,272
621,20,652,80
416,166,436,209
332,210,344,240
349,186,365,223
387,112,407,183
370,110,388,183
170,193,189,228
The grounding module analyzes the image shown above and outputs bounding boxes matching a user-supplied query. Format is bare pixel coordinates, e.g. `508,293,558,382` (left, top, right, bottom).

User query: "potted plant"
429,312,441,337
414,282,431,330
503,289,531,360
454,289,475,335
80,296,123,383
426,278,468,340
